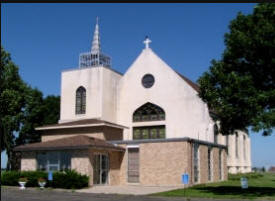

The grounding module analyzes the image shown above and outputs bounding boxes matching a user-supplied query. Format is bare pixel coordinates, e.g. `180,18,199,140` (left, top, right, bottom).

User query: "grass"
152,173,275,200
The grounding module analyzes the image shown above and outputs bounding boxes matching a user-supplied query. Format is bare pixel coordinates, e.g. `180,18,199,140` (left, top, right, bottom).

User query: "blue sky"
1,3,274,169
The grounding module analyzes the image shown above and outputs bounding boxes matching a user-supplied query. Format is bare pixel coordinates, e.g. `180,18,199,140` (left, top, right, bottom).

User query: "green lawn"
152,173,275,200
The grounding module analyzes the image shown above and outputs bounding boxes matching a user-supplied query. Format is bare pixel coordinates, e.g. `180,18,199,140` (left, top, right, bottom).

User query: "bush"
52,170,89,189
1,170,89,189
1,171,21,186
21,171,47,187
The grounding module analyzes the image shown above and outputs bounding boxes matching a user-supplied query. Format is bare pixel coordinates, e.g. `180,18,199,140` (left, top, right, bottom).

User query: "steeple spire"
79,17,111,69
91,17,101,53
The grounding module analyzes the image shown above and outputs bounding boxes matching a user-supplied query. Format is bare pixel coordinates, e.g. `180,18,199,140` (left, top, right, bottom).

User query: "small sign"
240,177,248,189
182,173,189,184
48,171,53,181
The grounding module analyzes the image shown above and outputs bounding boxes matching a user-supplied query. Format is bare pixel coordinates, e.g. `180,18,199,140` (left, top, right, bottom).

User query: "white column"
246,136,252,172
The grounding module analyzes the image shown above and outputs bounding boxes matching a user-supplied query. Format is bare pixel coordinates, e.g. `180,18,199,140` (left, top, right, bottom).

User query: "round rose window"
142,74,155,88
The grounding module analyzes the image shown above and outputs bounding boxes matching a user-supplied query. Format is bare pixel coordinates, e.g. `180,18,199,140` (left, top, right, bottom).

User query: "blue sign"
48,171,53,181
182,173,189,184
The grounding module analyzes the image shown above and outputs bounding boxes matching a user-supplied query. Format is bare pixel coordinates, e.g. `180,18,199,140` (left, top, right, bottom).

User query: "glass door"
93,154,109,185
47,152,59,171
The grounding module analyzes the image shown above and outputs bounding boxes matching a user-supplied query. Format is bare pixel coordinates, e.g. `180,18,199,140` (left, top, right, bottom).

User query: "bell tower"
79,17,111,68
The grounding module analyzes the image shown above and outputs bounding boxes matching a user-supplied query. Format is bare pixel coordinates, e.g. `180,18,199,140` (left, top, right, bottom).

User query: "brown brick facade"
139,141,189,186
20,140,227,187
21,152,36,171
199,145,208,184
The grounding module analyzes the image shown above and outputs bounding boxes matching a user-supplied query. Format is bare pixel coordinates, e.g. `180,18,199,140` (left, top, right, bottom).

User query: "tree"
198,3,275,136
15,87,44,146
0,46,27,169
16,92,60,146
1,46,60,169
40,95,60,125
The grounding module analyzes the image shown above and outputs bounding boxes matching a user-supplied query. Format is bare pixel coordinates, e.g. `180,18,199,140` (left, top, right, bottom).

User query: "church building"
14,20,251,186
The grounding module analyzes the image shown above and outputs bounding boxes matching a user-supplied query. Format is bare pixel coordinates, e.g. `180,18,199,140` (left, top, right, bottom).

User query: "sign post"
48,171,53,187
182,173,189,200
240,177,248,189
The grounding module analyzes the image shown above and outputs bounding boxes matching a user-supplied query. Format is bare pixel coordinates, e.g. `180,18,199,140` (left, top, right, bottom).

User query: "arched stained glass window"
75,86,86,114
133,102,165,122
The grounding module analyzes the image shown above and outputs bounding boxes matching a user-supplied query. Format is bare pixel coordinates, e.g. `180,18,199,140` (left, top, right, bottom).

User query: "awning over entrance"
14,135,125,152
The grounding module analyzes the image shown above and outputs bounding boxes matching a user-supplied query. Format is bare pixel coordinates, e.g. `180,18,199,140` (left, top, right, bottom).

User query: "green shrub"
1,170,89,189
1,171,21,186
52,170,89,189
20,171,47,187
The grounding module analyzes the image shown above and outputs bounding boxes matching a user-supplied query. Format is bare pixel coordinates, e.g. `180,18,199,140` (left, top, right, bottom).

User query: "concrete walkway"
76,185,183,195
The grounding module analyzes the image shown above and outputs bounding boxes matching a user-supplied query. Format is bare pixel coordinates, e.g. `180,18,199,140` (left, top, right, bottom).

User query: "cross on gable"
143,36,152,49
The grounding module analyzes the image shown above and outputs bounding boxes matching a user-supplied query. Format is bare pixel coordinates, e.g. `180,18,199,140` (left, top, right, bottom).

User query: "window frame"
37,151,71,172
235,133,239,158
133,126,166,140
193,143,200,183
207,147,213,181
75,86,86,115
141,74,155,88
219,149,223,180
133,102,165,122
214,124,218,144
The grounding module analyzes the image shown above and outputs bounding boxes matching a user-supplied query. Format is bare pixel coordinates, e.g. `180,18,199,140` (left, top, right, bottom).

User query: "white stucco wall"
117,48,215,142
101,67,122,122
217,131,252,173
60,67,121,123
57,46,251,174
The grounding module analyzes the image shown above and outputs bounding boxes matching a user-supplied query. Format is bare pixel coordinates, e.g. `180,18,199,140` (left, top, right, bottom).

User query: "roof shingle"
14,135,125,152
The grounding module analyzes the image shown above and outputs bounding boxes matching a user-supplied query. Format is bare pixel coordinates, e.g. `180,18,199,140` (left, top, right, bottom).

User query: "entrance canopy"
14,135,125,152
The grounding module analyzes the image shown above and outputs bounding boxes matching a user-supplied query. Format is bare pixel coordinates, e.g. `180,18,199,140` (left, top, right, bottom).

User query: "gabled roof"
36,118,128,130
175,71,200,92
14,135,125,152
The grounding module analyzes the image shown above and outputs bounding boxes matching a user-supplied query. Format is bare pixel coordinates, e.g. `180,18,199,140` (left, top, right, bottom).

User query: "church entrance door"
93,154,109,185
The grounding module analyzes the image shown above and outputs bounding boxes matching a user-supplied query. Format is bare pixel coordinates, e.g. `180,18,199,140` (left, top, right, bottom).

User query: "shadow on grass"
194,186,275,198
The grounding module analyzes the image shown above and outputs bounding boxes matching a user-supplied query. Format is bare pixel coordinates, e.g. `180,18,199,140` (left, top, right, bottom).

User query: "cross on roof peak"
143,36,152,49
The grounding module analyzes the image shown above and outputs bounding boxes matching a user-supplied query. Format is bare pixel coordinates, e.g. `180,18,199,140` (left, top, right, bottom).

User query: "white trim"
127,145,140,148
36,122,128,130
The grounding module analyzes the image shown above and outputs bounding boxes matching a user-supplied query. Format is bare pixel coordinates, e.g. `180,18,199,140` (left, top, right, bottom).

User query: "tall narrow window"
193,143,200,183
235,133,239,158
208,147,213,181
128,148,139,183
226,135,230,157
219,149,223,180
226,136,229,146
214,124,218,144
75,86,86,114
243,135,246,160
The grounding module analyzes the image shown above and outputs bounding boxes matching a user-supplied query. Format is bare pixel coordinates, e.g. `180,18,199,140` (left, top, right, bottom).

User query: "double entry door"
93,154,109,185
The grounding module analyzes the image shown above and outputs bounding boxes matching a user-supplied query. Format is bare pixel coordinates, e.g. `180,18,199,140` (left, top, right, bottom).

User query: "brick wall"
71,150,93,185
117,141,227,186
199,145,208,184
21,152,36,171
139,141,189,186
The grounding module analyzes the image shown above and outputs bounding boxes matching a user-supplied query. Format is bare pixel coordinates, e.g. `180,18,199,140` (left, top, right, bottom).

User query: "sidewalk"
77,185,183,195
